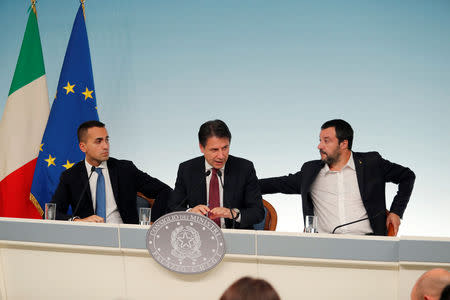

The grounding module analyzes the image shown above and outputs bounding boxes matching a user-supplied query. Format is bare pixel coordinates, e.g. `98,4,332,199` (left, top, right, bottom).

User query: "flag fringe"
30,193,43,216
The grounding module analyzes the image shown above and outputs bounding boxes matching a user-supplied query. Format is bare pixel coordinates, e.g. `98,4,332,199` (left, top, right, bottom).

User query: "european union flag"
31,5,99,216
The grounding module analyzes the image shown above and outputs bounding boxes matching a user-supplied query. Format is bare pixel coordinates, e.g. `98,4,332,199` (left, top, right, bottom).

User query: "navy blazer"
259,152,415,235
51,157,172,223
168,155,265,229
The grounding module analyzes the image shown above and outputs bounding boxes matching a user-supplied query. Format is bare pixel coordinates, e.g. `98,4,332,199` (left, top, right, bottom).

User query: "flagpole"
31,0,36,15
80,0,86,20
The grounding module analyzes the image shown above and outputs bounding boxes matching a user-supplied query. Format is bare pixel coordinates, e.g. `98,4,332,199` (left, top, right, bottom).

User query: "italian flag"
0,8,50,218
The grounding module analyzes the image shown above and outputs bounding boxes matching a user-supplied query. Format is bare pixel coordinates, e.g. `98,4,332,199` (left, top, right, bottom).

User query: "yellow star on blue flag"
82,87,93,100
44,154,56,167
62,160,75,169
63,82,75,94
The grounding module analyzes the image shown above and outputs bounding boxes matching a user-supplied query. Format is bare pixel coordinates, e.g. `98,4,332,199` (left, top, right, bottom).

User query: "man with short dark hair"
168,119,264,229
259,119,415,235
411,269,450,300
51,120,172,223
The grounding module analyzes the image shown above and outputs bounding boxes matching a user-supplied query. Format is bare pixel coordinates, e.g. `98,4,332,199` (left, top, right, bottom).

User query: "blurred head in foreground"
220,277,280,300
411,268,450,300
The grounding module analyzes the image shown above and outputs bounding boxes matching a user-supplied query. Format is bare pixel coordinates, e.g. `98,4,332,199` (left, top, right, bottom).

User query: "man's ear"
340,139,348,150
79,142,86,153
199,143,205,154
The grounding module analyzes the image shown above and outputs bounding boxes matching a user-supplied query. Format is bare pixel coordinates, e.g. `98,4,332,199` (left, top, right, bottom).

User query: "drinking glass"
305,215,318,233
45,203,56,220
139,208,151,225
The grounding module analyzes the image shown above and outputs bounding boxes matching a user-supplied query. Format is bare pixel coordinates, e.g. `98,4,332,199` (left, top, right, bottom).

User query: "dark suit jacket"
51,157,172,223
259,152,415,235
168,155,265,229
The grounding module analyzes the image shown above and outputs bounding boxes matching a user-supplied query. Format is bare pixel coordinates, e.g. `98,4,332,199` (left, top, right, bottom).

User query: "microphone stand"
331,209,386,234
72,166,96,220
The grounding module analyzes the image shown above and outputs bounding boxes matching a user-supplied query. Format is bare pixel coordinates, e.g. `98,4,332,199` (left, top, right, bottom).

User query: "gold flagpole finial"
31,0,37,15
80,0,86,20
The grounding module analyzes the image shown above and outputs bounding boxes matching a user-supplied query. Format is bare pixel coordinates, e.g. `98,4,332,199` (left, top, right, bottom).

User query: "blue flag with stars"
31,5,99,215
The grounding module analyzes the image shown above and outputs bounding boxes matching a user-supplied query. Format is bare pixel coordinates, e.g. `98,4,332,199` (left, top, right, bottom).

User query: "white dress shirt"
310,153,372,234
84,160,123,224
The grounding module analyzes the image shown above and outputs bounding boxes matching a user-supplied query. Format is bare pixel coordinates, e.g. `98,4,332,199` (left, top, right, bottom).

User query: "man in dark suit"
259,119,415,236
51,120,171,223
168,120,264,229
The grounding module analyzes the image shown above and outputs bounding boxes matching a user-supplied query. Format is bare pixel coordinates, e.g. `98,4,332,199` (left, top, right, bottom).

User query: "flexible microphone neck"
331,209,386,234
72,166,96,218
216,169,224,189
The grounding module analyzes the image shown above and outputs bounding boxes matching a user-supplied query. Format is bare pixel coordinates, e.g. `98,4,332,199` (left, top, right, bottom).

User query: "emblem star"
62,160,75,169
39,143,44,152
63,82,75,94
82,87,93,100
177,232,194,249
44,154,56,167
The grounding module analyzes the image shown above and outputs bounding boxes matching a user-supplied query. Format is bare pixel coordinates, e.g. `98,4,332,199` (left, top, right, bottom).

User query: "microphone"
331,209,386,234
216,169,224,188
72,166,96,219
171,170,211,212
216,169,236,229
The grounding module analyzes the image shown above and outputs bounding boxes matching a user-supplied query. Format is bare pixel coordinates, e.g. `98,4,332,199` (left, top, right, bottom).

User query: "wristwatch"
232,208,240,220
69,216,80,221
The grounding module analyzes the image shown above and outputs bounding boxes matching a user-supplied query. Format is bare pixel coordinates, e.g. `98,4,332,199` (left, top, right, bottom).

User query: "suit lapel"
223,156,235,209
78,160,94,212
304,161,324,193
107,159,120,202
353,152,366,201
193,157,207,206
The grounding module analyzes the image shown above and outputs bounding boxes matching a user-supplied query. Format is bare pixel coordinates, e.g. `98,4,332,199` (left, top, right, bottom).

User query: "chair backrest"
254,199,277,231
386,209,395,236
263,199,277,231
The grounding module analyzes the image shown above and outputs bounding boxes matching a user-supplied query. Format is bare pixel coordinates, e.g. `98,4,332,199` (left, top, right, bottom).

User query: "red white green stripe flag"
0,7,50,218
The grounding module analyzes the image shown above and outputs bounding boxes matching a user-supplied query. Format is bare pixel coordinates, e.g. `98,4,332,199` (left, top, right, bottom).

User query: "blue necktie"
95,168,106,221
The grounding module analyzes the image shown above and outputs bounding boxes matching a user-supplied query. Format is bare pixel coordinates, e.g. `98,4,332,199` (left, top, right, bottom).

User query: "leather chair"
254,199,277,231
386,210,395,236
